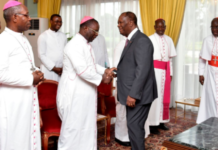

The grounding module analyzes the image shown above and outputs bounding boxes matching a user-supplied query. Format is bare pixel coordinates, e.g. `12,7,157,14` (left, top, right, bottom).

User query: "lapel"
118,30,140,66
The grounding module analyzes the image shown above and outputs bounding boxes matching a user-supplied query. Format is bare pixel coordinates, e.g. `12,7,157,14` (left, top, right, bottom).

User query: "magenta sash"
153,60,170,120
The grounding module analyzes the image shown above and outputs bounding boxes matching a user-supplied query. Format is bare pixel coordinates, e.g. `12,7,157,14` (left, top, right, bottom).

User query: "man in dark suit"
116,12,158,150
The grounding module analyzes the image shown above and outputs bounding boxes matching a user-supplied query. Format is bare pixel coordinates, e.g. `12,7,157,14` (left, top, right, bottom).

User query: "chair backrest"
38,80,58,110
97,79,114,97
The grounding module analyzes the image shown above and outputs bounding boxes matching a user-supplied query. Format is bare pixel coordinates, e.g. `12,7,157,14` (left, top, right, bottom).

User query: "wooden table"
97,114,108,145
162,141,198,150
175,99,199,123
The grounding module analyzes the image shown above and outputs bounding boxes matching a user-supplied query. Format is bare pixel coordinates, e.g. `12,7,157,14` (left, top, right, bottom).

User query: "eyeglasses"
16,13,30,18
88,27,99,35
211,26,218,29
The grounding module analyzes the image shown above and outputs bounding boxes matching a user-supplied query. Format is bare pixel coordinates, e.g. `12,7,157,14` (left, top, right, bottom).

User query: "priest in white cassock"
38,14,67,82
197,18,218,124
114,37,150,146
148,19,177,134
0,1,44,150
90,34,110,68
57,16,115,150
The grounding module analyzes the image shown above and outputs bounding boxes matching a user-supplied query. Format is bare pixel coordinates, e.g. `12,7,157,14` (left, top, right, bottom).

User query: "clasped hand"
126,96,136,107
102,67,117,84
52,67,62,76
32,70,45,86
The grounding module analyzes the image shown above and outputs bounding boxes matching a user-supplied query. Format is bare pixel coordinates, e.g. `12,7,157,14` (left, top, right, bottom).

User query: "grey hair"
3,5,22,23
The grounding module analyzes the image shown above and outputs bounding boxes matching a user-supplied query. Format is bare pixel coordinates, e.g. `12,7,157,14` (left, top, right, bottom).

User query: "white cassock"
57,33,106,150
90,34,110,67
37,29,67,82
148,33,176,125
114,37,150,142
197,35,218,124
0,27,41,150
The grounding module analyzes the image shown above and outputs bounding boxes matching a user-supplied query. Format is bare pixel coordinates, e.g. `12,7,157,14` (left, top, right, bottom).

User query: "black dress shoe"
149,126,160,134
115,138,131,146
158,123,169,130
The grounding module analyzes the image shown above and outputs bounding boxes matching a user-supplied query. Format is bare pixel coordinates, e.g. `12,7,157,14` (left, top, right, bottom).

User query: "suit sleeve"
129,38,154,100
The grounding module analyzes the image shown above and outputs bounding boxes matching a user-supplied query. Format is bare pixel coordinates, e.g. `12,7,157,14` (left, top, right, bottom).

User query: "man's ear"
50,20,53,25
129,20,134,27
84,25,88,31
12,14,18,23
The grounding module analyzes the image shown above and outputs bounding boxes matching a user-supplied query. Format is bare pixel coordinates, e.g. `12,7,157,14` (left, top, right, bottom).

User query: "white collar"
49,28,59,34
77,33,88,43
5,27,23,37
127,28,138,40
155,32,165,38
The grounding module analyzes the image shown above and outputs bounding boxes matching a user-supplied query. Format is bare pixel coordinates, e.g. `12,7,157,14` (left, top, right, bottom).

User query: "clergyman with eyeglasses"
197,18,218,124
0,1,45,150
37,14,67,82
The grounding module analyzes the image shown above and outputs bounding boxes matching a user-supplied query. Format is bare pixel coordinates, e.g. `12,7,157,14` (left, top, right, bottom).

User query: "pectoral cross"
213,56,218,64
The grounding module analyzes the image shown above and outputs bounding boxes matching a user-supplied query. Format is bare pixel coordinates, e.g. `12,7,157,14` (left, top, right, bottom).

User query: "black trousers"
126,103,152,150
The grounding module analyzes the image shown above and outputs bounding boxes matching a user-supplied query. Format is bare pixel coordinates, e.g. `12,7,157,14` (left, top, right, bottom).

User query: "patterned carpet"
48,108,198,150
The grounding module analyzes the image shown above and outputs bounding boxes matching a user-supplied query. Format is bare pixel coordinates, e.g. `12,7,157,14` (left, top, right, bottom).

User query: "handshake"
102,67,117,84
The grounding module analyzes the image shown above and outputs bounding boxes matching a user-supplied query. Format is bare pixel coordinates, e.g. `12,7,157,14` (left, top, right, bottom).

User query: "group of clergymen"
0,1,217,150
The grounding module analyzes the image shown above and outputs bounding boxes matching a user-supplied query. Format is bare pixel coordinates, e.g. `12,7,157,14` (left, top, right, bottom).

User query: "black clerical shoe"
158,123,169,130
115,138,131,146
149,126,160,135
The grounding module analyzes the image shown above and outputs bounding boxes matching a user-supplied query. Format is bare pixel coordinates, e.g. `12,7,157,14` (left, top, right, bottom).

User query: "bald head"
122,11,138,26
212,18,218,25
211,18,218,37
3,5,22,23
117,12,137,37
154,19,166,36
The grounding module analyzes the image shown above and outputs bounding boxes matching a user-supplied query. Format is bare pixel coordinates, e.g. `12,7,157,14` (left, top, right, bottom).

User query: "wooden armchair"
38,80,61,150
97,79,116,143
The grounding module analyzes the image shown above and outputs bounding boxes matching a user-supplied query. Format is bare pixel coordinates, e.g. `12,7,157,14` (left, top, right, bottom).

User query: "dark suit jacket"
117,30,158,106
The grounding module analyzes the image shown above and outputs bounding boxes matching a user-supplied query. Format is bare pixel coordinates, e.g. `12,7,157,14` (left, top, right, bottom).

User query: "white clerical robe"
114,37,150,142
37,29,67,82
90,34,110,67
148,33,177,125
0,27,41,150
57,33,106,150
197,35,218,124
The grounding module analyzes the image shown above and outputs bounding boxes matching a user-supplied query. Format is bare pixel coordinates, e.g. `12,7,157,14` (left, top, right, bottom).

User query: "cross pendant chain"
4,30,36,72
30,63,36,72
